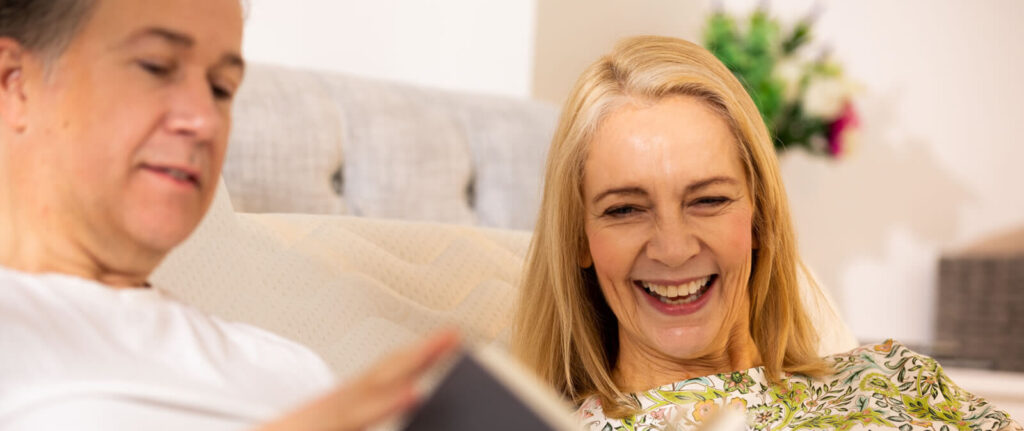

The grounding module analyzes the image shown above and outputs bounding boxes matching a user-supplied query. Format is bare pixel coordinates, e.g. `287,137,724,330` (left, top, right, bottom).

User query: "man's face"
22,0,244,257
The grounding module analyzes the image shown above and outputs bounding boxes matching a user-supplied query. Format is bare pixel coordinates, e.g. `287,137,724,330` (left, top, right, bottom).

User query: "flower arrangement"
703,6,858,158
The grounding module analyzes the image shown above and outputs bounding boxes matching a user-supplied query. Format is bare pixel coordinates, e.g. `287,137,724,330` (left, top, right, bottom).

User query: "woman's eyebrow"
685,176,738,193
592,186,648,205
591,176,738,205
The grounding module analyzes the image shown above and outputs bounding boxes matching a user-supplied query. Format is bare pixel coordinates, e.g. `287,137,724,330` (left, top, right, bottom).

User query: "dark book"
401,347,579,430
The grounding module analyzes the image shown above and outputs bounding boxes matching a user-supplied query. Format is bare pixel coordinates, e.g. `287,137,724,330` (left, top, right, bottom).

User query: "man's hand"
257,330,460,431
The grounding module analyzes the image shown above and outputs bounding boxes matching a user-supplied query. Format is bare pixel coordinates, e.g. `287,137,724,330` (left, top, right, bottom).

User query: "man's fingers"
258,381,419,431
333,383,419,430
403,328,460,375
323,330,459,429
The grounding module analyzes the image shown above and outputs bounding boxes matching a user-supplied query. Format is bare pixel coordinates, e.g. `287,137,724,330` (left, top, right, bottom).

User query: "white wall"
241,0,537,98
531,0,707,103
760,0,1024,346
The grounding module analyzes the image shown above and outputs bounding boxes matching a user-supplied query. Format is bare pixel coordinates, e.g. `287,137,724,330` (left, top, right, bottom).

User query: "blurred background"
237,0,1023,367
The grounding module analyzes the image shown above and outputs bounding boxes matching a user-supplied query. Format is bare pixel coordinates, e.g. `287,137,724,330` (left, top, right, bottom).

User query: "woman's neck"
612,329,762,393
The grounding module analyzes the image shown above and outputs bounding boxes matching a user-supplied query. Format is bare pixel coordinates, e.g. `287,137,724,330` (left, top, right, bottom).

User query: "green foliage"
703,7,849,156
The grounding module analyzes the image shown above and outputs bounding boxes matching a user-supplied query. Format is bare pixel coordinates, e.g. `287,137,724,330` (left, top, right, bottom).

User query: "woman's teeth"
641,276,714,305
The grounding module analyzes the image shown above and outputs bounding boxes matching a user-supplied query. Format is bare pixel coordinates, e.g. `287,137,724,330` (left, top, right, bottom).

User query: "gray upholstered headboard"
222,63,558,230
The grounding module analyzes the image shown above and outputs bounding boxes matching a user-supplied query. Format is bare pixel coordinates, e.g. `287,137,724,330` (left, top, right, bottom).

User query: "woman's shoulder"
818,338,959,389
804,339,1018,430
813,339,972,409
827,338,918,359
821,339,930,373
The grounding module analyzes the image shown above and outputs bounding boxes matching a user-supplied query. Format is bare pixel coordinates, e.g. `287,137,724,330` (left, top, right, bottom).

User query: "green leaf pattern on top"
576,340,1021,431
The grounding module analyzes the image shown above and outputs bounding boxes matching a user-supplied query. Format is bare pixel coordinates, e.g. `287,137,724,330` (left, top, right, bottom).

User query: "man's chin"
124,212,204,256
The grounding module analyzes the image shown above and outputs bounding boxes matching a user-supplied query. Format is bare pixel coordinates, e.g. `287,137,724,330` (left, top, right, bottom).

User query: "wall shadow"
780,94,974,307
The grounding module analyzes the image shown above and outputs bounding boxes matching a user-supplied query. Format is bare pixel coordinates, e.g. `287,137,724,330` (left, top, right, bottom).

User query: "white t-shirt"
0,266,336,431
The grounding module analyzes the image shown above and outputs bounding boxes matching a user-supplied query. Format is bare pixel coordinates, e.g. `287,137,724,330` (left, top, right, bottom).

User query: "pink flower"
827,102,859,157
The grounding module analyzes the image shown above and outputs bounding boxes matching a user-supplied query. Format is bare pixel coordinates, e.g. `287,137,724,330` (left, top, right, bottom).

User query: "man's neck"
0,167,156,288
0,225,156,289
0,244,154,288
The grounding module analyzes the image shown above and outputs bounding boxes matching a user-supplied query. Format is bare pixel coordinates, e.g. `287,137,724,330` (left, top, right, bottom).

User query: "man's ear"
0,38,29,133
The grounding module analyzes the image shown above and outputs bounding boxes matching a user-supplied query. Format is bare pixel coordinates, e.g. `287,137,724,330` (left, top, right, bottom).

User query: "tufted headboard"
222,63,558,230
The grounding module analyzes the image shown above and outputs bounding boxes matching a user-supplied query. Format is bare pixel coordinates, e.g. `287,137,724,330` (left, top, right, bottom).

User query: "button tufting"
330,167,344,196
465,175,476,208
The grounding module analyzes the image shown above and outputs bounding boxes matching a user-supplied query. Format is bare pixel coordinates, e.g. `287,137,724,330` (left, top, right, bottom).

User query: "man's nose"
645,215,700,268
164,76,221,141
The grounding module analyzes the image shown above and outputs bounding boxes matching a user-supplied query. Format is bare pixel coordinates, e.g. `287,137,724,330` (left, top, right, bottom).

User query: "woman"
512,35,1020,431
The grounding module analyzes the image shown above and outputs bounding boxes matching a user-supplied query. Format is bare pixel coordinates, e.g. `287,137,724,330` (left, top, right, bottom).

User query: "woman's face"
581,95,755,365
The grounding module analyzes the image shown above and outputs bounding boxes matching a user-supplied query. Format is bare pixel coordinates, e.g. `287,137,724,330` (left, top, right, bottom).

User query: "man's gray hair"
0,0,96,60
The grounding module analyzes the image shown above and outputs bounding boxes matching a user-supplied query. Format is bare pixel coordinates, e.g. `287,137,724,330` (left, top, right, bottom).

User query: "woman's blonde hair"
511,35,827,418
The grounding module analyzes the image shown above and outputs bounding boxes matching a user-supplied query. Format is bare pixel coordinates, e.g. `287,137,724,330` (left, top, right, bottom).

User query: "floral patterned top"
577,340,1022,431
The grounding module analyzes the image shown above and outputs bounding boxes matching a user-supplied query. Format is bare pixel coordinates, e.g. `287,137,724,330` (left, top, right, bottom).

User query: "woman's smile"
634,274,717,313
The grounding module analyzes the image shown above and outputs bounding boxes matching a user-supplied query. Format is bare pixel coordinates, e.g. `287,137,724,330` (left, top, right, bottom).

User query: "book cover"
401,347,580,430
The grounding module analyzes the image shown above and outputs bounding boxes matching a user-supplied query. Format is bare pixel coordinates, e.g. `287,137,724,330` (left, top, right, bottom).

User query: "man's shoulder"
0,267,335,415
0,266,159,329
0,267,69,324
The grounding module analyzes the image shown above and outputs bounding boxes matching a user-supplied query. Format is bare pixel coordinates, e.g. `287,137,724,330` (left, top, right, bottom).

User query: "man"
0,0,456,429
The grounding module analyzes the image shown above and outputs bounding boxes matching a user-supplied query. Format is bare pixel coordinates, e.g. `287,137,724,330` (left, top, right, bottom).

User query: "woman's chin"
630,276,737,360
648,326,717,360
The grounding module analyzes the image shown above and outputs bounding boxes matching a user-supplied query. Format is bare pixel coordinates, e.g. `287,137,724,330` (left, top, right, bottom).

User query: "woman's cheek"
721,206,755,257
588,225,638,274
588,230,615,273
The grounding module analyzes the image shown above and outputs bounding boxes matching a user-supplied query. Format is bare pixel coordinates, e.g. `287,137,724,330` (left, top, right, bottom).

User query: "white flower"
801,75,848,119
661,405,688,431
774,58,803,103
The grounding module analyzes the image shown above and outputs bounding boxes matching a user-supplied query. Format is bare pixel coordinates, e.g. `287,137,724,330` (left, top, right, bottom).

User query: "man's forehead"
119,26,245,71
124,27,195,48
81,0,243,54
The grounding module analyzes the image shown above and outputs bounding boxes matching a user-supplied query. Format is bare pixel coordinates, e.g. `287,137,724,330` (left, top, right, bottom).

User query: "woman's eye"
692,196,732,207
603,206,639,218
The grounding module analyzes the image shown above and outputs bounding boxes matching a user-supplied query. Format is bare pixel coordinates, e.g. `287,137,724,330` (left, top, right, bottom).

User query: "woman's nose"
645,217,700,268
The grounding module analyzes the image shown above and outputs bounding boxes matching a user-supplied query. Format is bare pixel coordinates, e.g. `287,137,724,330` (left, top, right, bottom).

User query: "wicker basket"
934,227,1024,371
